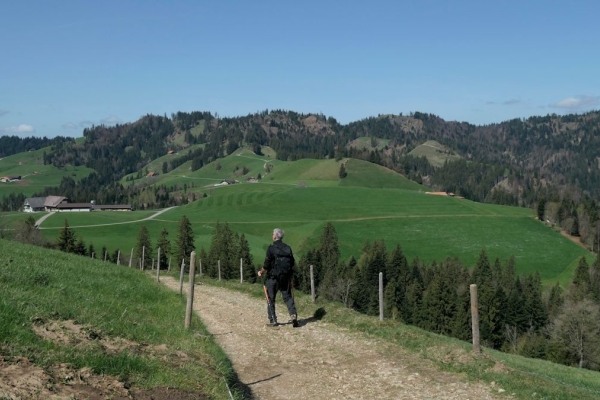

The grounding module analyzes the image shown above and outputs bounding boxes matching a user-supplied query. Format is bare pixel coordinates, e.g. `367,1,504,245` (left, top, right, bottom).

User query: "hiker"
258,228,299,327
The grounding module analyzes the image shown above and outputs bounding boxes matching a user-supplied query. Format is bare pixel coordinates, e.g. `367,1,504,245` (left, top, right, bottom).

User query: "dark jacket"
263,239,295,277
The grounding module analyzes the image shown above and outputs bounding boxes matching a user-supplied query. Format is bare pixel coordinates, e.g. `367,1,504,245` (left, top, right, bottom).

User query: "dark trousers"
265,274,297,322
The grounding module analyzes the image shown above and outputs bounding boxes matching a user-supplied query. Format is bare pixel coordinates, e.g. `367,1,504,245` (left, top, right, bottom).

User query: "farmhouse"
0,175,21,183
23,196,68,212
55,203,93,212
22,197,132,213
92,204,133,211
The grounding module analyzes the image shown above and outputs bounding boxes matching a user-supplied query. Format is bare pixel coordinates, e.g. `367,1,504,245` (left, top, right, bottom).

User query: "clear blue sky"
1,0,599,138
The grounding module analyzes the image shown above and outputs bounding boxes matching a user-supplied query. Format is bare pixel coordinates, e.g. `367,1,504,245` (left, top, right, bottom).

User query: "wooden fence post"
185,251,197,329
470,284,481,354
168,256,171,272
151,258,154,270
379,272,384,322
218,260,221,281
179,258,185,295
310,265,315,303
240,258,243,283
199,258,202,276
117,250,121,265
156,248,161,283
129,248,133,268
104,251,107,262
91,252,94,259
142,246,145,271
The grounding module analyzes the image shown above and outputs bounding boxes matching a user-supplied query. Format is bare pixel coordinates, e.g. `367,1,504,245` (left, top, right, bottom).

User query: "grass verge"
0,239,249,399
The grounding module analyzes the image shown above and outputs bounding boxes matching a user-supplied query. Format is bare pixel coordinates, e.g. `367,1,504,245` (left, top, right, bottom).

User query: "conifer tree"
74,238,86,256
387,244,408,287
570,256,591,301
590,255,600,301
175,215,195,270
156,228,170,269
524,272,548,330
57,220,76,253
505,276,528,332
478,284,507,349
88,243,96,258
421,261,458,335
547,282,564,318
451,289,472,341
317,222,340,284
471,249,492,287
135,225,152,269
239,233,256,283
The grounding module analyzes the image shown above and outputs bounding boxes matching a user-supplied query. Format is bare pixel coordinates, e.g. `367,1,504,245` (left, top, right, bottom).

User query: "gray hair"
273,228,284,240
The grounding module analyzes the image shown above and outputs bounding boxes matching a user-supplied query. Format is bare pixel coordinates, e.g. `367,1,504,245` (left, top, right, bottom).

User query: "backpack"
272,244,293,276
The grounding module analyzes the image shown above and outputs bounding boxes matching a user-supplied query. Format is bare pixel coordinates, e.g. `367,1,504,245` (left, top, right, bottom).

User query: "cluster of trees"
8,214,199,271
0,135,71,158
291,223,600,371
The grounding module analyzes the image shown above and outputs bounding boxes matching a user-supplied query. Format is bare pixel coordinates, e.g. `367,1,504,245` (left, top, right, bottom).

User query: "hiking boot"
267,321,279,327
290,314,299,328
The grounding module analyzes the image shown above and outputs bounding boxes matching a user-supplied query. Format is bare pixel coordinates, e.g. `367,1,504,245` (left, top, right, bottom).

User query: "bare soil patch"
162,277,510,399
0,319,208,399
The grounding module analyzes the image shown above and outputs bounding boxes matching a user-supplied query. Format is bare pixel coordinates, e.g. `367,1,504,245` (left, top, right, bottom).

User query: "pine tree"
135,225,152,269
317,222,340,285
239,233,256,283
524,272,548,330
387,244,408,287
451,289,472,341
570,256,591,301
591,255,600,301
175,215,195,270
88,243,96,258
421,262,458,335
74,238,86,255
471,249,492,287
338,163,347,179
156,228,170,270
57,220,76,253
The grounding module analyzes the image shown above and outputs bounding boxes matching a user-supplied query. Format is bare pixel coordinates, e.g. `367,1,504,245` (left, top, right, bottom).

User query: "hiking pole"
263,285,274,324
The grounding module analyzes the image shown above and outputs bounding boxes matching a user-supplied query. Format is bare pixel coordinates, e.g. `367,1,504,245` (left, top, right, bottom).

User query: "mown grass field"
35,164,589,286
3,146,590,286
0,239,246,399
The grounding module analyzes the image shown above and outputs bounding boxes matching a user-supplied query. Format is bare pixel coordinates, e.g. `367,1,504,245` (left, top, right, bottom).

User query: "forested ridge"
2,109,600,249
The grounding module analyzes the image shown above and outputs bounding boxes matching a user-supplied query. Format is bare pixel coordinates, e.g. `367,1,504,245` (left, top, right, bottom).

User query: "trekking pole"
263,285,271,307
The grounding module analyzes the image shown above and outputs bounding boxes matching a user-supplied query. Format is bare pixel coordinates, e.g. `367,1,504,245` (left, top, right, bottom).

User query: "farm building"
23,196,68,212
0,175,21,183
22,197,132,212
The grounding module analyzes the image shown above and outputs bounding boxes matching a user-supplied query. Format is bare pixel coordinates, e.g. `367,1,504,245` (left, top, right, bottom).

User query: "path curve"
36,206,178,229
161,277,506,400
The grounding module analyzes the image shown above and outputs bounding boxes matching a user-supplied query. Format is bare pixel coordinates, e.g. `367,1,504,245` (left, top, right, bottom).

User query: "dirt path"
161,278,507,400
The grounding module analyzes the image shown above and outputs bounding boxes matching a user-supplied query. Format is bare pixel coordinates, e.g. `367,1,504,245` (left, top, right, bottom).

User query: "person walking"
258,228,299,327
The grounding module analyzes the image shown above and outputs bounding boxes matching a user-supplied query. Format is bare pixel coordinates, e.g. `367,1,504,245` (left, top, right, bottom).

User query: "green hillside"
0,238,244,398
0,147,95,198
409,139,462,167
37,182,588,286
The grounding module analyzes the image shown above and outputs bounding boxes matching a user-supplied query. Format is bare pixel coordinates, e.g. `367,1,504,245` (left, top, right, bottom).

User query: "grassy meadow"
409,139,462,168
33,152,591,286
0,147,95,198
0,238,246,398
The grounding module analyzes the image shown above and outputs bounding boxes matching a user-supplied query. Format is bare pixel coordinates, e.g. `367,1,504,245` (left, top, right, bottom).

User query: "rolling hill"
33,152,589,286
